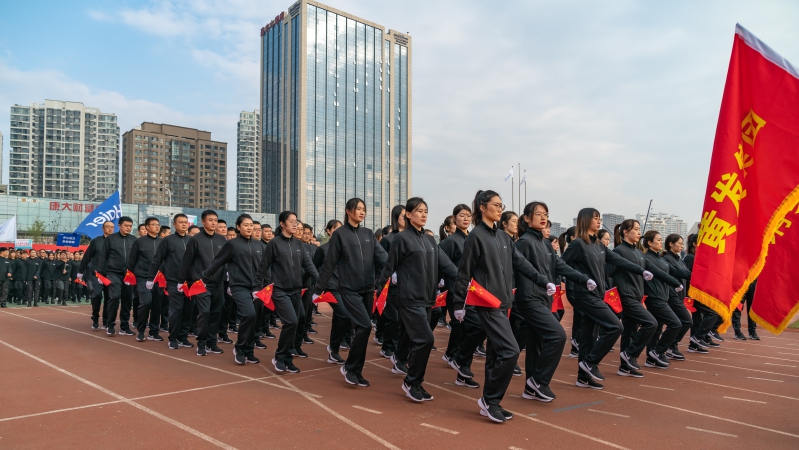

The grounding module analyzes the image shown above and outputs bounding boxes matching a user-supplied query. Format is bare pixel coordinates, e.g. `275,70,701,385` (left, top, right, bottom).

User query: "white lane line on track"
747,377,784,382
352,405,383,414
723,396,766,404
711,348,799,363
0,339,237,450
639,385,674,391
698,356,727,360
420,423,459,435
764,362,797,368
689,360,798,378
672,367,705,373
587,409,630,418
686,426,737,437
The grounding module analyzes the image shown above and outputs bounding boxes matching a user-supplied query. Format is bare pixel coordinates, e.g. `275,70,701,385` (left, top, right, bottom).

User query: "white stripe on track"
723,396,766,404
352,405,383,414
686,426,737,437
420,423,459,434
587,409,630,418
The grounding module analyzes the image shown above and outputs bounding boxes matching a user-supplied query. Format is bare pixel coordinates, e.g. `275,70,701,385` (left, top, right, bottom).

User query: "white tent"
0,216,17,242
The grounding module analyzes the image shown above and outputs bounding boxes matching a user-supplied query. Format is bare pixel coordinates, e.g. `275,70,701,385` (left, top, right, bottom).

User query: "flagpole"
517,163,521,213
524,169,527,207
511,166,514,213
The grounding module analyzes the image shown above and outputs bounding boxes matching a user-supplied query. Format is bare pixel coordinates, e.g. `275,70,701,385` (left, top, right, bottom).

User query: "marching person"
314,198,388,387
377,197,458,402
96,216,138,336
202,214,263,365
148,214,191,350
663,234,694,360
684,234,717,350
561,209,652,389
127,217,162,342
78,221,114,329
452,190,556,423
376,205,405,359
22,251,40,307
314,219,348,364
0,248,11,308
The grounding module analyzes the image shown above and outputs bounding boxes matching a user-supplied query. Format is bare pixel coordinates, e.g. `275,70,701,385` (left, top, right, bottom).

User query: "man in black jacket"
22,251,40,306
148,214,191,350
41,252,59,304
29,250,45,306
178,211,227,356
0,248,12,307
127,217,162,341
97,217,138,336
78,222,115,329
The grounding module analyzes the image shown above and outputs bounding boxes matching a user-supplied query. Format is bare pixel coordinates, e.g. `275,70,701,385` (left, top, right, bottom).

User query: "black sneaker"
687,342,709,354
356,374,370,387
441,354,451,364
263,330,276,339
474,345,486,357
431,346,437,351
478,398,505,423
168,340,180,350
617,364,644,378
500,409,514,420
571,338,580,350
310,320,318,326
188,332,197,337
735,331,747,340
749,331,760,340
270,323,281,330
159,326,169,333
340,341,350,350
666,348,685,361
449,360,474,378
289,348,299,357
286,362,300,373
705,338,720,348
272,358,286,372
303,336,314,344
120,328,135,336
648,350,670,365
229,325,238,334
245,354,260,364
327,346,345,364
197,342,207,356
148,333,164,341
218,335,233,344
391,355,408,374
341,366,359,385
568,348,579,358
690,335,710,349
91,320,99,330
455,375,479,388
179,339,194,348
513,364,523,377
403,382,424,402
576,377,604,390
207,343,224,354
136,332,146,342
380,349,394,358
254,340,267,350
645,355,669,369
418,384,433,401
578,361,605,381
522,382,552,402
295,348,308,358
710,330,724,342
233,348,246,365
106,325,116,336
308,327,318,335
374,335,384,345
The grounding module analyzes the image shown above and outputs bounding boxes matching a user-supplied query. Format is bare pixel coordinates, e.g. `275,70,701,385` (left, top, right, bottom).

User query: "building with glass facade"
260,0,411,232
236,110,261,213
8,100,119,202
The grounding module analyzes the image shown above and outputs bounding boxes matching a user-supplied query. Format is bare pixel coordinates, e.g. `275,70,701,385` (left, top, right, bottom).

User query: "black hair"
138,223,145,229
275,211,297,236
575,208,600,243
439,215,454,241
390,204,405,233
613,219,640,247
118,216,133,225
518,201,548,235
472,190,500,226
596,229,611,244
558,226,576,253
252,221,261,226
159,225,171,233
498,211,518,239
201,210,218,220
382,225,391,236
325,219,342,232
217,219,227,225
303,223,313,232
453,204,471,217
665,233,683,253
374,228,384,240
641,230,660,253
173,213,188,223
262,223,272,229
686,234,698,255
345,198,365,223
227,227,236,233
144,217,159,227
188,225,199,232
235,214,253,234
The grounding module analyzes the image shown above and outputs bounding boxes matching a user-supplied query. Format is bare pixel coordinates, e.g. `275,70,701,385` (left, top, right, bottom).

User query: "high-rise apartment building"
260,0,412,231
602,213,625,234
637,212,688,239
237,110,261,213
0,131,4,184
8,100,119,201
121,122,227,209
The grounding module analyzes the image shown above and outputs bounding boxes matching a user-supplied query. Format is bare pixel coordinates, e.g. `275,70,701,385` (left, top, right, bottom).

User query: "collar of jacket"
199,228,216,239
261,238,270,245
117,232,130,238
478,221,497,235
237,235,251,242
455,227,468,238
620,240,636,249
525,227,543,240
144,234,159,240
344,221,361,232
277,233,294,242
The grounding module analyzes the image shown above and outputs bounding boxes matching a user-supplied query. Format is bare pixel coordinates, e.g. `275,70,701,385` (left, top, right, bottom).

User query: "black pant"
43,280,55,303
106,274,133,329
272,288,302,363
340,290,374,375
619,297,657,359
691,301,717,340
227,287,255,355
32,279,41,305
732,291,757,333
89,277,108,325
195,283,224,345
645,296,681,355
509,305,528,352
668,297,693,347
572,295,622,367
430,306,443,330
135,279,160,334
0,280,9,306
516,301,566,386
22,281,33,306
303,288,314,332
454,306,486,369
153,286,168,329
475,308,519,407
379,300,400,353
57,280,69,304
397,305,435,385
445,293,462,359
292,291,309,350
167,283,193,342
219,286,235,336
328,291,350,352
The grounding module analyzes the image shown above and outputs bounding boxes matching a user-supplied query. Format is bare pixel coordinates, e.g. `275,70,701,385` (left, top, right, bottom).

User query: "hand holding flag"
314,291,338,304
255,284,275,311
603,287,622,314
435,291,447,308
123,270,136,286
95,272,111,287
465,279,501,308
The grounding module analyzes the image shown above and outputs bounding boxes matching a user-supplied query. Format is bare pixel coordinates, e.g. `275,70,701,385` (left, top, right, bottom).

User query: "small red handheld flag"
684,297,697,313
186,280,207,297
375,279,390,315
302,288,308,297
256,284,275,311
153,271,167,288
75,277,87,287
465,279,501,308
95,272,112,286
736,302,744,312
123,270,136,286
551,286,563,313
314,291,338,304
603,287,622,314
372,291,378,313
434,291,447,308
642,295,647,305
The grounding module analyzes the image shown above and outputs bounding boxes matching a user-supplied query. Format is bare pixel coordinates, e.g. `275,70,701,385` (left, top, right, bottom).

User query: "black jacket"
97,232,138,276
379,230,401,304
313,243,338,291
70,260,81,281
663,252,691,302
57,260,72,281
178,229,227,286
642,251,682,302
78,235,106,274
612,241,680,301
202,236,262,290
561,235,645,301
301,242,317,288
453,221,551,310
147,233,189,283
24,258,42,282
440,228,468,301
10,259,23,281
127,235,162,279
40,259,59,281
514,228,589,306
255,233,318,291
315,221,388,294
0,257,14,281
377,227,458,307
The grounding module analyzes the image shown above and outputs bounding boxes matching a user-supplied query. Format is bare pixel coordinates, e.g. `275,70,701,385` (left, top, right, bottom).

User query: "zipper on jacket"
353,227,365,282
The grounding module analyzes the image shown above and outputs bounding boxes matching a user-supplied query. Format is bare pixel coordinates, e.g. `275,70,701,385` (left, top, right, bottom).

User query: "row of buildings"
3,0,413,234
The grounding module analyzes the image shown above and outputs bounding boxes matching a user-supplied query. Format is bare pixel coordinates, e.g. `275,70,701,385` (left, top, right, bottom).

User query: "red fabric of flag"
314,291,338,304
123,270,136,286
689,24,799,333
95,272,112,286
603,287,622,314
153,271,167,288
551,286,563,313
684,297,697,313
465,279,501,308
75,277,87,286
434,291,447,308
256,284,275,311
375,279,390,315
186,280,207,297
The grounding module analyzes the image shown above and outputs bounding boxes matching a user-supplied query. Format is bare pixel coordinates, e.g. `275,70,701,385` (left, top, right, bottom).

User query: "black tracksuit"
29,257,44,305
684,253,718,340
57,259,72,305
642,251,683,356
315,221,388,375
377,226,458,386
561,235,645,375
612,241,658,361
79,235,110,324
203,235,263,355
0,257,12,306
40,259,59,304
22,258,39,305
10,258,23,303
127,234,162,335
515,227,589,386
148,233,190,342
663,252,693,348
255,233,318,364
98,232,138,330
314,243,349,352
440,228,482,366
376,231,401,354
453,221,551,407
178,229,227,346
69,260,82,302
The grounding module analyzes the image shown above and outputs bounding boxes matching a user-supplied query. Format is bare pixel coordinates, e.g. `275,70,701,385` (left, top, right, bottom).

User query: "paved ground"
1,303,797,449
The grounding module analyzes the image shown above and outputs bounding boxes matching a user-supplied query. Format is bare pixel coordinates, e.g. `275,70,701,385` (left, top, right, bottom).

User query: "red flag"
372,291,378,314
75,277,87,287
434,291,447,308
642,295,647,305
374,279,390,315
186,280,206,297
302,288,308,297
153,271,167,288
689,25,799,333
123,270,136,286
465,279,501,308
684,297,697,313
256,284,275,311
314,291,338,304
603,287,622,314
95,272,111,286
551,286,563,313
736,302,744,312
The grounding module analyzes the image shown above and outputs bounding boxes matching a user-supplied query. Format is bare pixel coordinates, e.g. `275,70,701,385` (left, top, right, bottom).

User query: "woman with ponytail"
452,190,556,423
561,209,653,390
684,234,717,351
439,215,455,242
559,227,582,348
662,234,693,358
374,205,406,362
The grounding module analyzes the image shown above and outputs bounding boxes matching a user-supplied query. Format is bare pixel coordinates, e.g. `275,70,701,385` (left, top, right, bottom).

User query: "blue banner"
74,190,122,238
57,233,80,247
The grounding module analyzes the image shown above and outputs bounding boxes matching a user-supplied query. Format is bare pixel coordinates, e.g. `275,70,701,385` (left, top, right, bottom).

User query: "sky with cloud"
1,0,798,229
